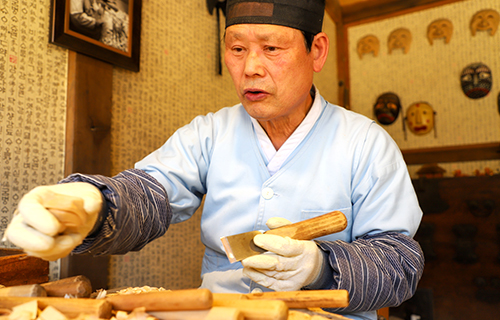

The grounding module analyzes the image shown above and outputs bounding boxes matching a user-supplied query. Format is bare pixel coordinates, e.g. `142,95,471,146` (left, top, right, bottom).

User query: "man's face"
224,24,315,124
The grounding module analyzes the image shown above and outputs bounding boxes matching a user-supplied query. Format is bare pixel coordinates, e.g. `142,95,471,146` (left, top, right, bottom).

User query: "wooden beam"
325,0,343,25
62,51,112,291
332,0,466,25
325,0,351,108
65,51,112,176
335,23,350,109
402,142,500,165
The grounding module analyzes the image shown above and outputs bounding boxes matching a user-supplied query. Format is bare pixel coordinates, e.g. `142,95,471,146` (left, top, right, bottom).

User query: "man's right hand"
4,182,103,261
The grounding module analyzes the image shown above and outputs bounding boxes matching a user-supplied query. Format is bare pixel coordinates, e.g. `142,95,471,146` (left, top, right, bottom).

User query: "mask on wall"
357,35,380,59
427,19,453,45
471,9,500,36
405,102,435,136
461,63,492,99
388,28,412,54
373,92,401,125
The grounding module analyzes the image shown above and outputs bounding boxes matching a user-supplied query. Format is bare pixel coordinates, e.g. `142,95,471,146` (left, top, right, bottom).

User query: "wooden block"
0,249,49,286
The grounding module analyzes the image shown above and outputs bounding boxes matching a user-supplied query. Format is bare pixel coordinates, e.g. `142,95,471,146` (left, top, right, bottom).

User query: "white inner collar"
251,87,322,176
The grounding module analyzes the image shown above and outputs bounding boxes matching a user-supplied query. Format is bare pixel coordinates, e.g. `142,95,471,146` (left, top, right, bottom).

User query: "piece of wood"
0,297,112,319
0,249,49,286
106,289,213,312
148,309,210,320
213,299,288,320
38,305,68,320
214,290,349,309
266,211,347,240
0,284,46,297
40,275,92,298
206,307,244,320
246,290,349,309
150,307,244,320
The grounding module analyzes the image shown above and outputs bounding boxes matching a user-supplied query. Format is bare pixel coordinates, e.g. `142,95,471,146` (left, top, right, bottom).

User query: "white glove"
4,182,103,261
241,217,324,291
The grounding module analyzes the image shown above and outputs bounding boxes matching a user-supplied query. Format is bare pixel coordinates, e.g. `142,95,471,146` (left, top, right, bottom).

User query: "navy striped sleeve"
60,169,172,256
317,232,424,314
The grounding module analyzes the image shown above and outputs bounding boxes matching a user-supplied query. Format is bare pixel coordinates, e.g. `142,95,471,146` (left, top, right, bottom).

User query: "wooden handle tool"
221,211,348,263
106,288,213,312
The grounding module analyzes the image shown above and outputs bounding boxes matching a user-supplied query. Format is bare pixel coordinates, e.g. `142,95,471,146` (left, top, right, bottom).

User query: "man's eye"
265,46,278,52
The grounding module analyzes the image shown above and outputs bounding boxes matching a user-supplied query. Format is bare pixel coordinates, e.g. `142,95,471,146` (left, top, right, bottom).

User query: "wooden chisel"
221,211,347,263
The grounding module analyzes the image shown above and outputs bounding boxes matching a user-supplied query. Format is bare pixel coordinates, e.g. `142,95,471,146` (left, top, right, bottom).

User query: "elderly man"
5,1,424,319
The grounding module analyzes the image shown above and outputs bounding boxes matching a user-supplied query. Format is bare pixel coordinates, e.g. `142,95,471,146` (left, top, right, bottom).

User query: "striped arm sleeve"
317,232,424,313
60,169,172,256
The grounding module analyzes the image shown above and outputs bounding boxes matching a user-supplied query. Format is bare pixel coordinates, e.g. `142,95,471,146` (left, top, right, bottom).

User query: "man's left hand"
241,233,324,291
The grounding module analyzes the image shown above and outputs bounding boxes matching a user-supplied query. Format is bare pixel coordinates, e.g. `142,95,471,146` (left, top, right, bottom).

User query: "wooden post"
61,51,113,291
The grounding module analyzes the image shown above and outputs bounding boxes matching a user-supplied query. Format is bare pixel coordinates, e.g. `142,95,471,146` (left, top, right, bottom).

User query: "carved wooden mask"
461,63,492,99
388,28,412,54
374,92,401,125
427,19,453,44
357,35,380,59
406,102,435,135
471,9,500,36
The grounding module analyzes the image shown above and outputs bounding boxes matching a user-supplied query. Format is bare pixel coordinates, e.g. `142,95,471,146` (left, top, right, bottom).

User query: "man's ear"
311,32,329,73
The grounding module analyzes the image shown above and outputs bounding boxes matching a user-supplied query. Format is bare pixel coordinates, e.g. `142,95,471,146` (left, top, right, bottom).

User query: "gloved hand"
241,217,324,291
4,182,103,261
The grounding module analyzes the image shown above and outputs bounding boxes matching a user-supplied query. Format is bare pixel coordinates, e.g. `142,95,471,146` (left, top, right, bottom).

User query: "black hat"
225,0,325,35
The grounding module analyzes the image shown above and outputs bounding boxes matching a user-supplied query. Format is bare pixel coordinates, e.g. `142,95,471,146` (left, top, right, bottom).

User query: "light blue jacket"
135,94,422,292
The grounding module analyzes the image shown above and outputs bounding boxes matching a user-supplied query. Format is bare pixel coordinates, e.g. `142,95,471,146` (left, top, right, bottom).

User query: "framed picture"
50,0,142,72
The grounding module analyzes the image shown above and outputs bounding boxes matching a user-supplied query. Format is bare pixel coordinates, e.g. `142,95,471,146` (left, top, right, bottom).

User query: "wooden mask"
357,35,380,59
471,9,500,36
461,63,492,99
374,92,401,125
388,28,412,54
427,19,453,44
406,102,435,135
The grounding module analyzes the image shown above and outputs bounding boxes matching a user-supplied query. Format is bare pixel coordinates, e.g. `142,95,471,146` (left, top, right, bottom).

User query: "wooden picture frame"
50,0,142,72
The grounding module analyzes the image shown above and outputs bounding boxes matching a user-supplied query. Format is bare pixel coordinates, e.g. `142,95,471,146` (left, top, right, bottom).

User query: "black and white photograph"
69,0,130,52
51,0,142,71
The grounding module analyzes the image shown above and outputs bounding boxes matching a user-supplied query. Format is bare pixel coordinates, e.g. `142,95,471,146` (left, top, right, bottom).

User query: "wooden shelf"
402,142,500,165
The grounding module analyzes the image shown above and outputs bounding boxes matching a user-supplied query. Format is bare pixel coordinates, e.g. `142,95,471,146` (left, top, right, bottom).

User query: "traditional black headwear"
225,0,325,35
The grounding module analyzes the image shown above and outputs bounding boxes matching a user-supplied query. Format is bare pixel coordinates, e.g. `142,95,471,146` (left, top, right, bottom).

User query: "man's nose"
244,51,265,76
